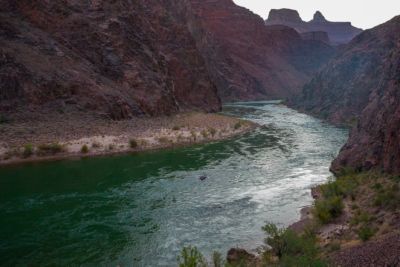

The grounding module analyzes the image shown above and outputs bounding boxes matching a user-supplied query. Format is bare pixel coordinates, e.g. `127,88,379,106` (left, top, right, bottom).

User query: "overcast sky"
232,0,400,29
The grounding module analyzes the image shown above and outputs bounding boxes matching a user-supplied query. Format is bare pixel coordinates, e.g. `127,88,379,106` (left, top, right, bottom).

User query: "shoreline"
0,112,258,167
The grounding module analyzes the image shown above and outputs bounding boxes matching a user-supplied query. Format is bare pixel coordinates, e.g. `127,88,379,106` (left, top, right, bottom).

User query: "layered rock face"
294,15,400,173
0,0,221,120
266,9,363,44
175,0,335,101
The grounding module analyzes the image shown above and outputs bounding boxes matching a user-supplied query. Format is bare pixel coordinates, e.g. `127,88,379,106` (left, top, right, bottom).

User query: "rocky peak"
312,11,327,22
265,9,362,44
267,9,303,23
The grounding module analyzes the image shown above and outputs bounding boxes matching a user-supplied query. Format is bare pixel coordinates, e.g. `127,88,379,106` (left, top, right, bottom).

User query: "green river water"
0,102,348,266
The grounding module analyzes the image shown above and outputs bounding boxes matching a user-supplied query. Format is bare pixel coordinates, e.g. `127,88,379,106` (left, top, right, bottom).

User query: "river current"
0,102,348,266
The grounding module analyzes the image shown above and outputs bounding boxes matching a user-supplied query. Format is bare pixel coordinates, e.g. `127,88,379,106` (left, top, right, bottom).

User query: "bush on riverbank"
22,144,34,158
177,246,207,267
314,196,344,224
37,143,64,156
262,223,326,266
81,144,89,154
129,139,138,148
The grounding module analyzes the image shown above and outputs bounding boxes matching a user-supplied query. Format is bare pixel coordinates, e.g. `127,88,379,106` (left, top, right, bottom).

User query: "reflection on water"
0,102,348,266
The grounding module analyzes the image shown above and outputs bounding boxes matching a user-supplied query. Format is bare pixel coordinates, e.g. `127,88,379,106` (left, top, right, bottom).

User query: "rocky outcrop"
293,15,400,174
265,9,362,44
0,0,221,120
175,0,335,101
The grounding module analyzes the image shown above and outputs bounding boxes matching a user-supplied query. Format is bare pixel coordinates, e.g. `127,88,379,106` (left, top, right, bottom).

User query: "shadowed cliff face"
174,0,335,102
266,9,363,45
0,0,221,120
293,15,400,174
331,17,400,174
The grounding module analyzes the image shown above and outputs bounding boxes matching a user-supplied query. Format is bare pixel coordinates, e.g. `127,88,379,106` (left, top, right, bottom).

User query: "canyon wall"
176,0,335,101
294,15,400,174
0,0,221,120
266,9,363,44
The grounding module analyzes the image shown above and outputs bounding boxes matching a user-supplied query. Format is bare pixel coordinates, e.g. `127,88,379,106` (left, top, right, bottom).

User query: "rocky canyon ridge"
265,9,363,44
0,0,336,121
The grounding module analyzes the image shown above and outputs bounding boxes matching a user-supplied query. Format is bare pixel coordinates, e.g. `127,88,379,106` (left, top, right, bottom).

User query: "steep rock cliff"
0,0,221,120
294,16,400,125
331,16,400,174
293,15,400,173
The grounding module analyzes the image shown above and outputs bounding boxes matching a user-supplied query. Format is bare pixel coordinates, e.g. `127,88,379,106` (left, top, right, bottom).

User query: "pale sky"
233,0,400,29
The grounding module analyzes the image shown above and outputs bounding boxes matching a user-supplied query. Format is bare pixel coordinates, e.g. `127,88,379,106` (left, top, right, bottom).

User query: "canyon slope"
177,0,336,101
266,9,363,44
294,15,400,174
0,0,337,118
0,0,221,120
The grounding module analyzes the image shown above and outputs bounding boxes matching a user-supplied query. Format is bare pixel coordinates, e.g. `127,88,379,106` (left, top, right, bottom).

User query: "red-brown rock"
0,0,221,120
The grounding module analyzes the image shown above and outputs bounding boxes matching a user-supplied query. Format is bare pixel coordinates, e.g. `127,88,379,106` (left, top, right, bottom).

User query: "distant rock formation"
175,0,335,101
293,15,400,174
265,9,363,44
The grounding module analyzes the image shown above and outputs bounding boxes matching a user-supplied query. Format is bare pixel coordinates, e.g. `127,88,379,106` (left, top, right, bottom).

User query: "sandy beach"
0,112,257,166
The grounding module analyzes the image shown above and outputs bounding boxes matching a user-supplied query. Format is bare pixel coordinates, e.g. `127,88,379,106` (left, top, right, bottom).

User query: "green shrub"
129,139,138,148
81,144,89,154
320,176,359,199
374,190,398,209
357,225,375,241
212,251,223,267
201,130,209,138
234,121,242,130
37,143,64,155
262,223,326,266
350,210,370,226
314,196,344,224
177,246,207,267
209,128,217,137
22,144,34,158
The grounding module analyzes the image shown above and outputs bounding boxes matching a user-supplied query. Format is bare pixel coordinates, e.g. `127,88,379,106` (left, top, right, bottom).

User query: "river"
0,102,348,266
